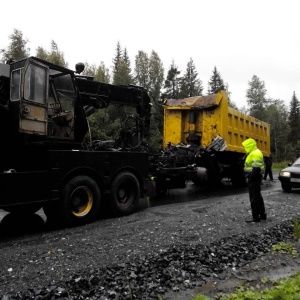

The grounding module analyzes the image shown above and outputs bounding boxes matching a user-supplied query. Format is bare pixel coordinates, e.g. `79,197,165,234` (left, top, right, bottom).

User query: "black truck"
0,57,196,227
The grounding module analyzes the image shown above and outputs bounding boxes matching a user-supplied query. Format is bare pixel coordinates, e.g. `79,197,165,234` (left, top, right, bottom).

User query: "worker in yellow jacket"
242,138,267,223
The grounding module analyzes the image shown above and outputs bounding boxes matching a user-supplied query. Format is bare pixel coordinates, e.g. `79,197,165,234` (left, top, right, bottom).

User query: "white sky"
2,0,300,108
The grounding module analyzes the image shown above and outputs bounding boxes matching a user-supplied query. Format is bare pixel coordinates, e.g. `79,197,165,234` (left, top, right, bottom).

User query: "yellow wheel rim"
70,186,93,217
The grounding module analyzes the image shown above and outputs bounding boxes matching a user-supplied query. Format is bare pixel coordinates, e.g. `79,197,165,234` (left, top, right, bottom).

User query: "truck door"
19,59,49,136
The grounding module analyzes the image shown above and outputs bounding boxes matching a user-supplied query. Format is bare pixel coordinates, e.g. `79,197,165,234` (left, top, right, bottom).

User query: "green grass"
189,271,300,300
273,161,290,170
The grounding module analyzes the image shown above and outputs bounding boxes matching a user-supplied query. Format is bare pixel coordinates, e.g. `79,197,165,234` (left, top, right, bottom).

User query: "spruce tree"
288,91,300,143
179,58,203,98
207,66,224,94
163,60,181,99
112,41,123,83
112,43,133,85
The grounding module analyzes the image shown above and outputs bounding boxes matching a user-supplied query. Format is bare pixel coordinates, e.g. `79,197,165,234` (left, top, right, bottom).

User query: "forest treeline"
1,29,300,161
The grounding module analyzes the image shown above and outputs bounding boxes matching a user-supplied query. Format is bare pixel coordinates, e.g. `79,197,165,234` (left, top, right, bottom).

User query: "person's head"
242,138,257,154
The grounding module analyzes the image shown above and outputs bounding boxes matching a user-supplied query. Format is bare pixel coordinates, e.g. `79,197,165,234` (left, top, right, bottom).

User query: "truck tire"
110,171,140,216
45,176,101,227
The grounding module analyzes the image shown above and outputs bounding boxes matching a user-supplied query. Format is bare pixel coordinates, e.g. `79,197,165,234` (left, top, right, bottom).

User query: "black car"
278,157,300,192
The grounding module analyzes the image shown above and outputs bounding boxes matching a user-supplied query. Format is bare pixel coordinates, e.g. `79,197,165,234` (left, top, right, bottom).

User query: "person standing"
263,154,273,181
242,138,267,223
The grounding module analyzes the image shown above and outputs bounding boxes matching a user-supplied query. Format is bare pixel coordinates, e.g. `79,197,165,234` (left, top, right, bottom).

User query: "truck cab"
1,57,89,149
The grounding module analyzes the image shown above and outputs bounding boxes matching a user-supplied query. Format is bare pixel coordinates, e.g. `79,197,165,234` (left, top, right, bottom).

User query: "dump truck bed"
163,90,270,156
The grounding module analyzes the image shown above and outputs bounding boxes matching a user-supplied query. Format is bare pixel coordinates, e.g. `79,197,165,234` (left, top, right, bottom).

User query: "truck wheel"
58,176,101,227
111,172,140,215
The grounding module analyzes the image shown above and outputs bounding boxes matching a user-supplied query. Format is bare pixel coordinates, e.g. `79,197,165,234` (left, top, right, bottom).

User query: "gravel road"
1,172,300,299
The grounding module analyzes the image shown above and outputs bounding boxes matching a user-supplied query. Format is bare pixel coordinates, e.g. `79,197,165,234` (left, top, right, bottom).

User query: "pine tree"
207,66,224,94
112,43,133,85
179,58,203,98
246,75,269,121
163,60,181,99
1,29,30,62
288,91,300,143
112,41,122,82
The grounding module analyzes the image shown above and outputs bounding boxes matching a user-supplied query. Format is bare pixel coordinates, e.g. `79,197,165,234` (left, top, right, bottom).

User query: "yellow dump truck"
162,90,270,186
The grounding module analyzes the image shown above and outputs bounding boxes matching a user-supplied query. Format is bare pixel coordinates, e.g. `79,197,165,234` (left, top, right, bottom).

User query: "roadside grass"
273,161,290,170
213,272,300,300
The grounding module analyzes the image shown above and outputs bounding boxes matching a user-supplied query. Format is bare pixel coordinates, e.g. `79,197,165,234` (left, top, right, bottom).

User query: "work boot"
245,218,261,223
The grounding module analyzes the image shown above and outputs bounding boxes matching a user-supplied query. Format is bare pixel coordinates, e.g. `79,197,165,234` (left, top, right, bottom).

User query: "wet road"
0,171,281,237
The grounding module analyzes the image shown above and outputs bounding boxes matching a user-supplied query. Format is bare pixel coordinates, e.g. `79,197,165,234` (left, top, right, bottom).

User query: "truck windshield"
24,64,47,104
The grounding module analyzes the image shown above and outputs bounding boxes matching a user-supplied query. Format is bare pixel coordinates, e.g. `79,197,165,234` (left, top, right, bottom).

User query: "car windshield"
293,157,300,166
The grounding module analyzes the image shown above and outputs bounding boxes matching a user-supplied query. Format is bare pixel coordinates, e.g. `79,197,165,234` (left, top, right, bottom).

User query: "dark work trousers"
263,165,273,180
248,169,266,220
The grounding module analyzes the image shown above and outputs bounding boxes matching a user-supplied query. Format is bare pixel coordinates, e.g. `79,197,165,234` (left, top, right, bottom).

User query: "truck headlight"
280,171,291,178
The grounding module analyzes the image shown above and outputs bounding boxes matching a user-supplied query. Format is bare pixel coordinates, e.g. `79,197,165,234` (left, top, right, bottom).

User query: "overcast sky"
1,0,300,108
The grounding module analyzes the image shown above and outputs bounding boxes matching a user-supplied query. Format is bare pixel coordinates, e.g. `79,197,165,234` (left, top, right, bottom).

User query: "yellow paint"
34,107,41,116
189,124,195,131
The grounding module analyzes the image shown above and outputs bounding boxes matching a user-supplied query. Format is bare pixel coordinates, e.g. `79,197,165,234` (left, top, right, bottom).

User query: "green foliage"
218,271,300,300
135,50,150,89
163,60,181,99
112,42,133,85
265,99,289,161
246,75,269,120
179,58,203,98
1,28,30,62
148,51,165,143
288,92,300,143
88,109,121,142
207,66,224,94
191,295,212,300
36,40,68,68
273,161,290,170
82,61,110,83
272,242,297,257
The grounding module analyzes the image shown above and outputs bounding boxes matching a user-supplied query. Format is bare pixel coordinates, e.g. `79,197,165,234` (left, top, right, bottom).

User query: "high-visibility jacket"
242,138,265,172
